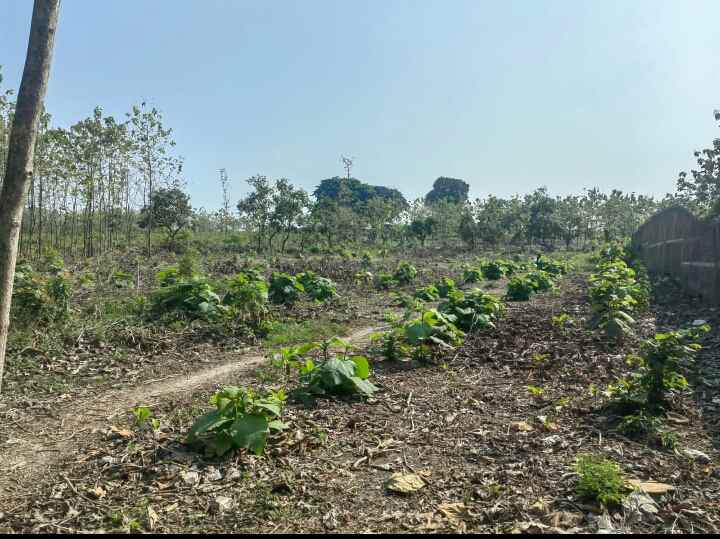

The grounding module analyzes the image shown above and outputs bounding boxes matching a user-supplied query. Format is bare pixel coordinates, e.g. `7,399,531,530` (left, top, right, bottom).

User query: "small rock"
683,449,711,464
204,466,222,482
623,491,658,517
692,319,708,326
546,511,584,528
225,467,242,481
542,435,562,447
209,495,234,514
385,473,426,494
510,421,534,432
181,471,201,487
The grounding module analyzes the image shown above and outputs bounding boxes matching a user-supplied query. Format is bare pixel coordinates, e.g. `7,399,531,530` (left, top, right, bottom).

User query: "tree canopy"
424,177,470,205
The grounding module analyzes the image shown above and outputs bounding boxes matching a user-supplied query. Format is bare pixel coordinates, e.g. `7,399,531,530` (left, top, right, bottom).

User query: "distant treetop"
313,177,408,209
425,177,470,205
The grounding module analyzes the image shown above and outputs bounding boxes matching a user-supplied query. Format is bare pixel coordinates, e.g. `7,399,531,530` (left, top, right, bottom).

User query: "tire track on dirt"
0,324,383,499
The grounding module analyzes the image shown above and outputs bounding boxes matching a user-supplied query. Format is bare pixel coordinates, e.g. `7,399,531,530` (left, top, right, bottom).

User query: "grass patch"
263,319,348,348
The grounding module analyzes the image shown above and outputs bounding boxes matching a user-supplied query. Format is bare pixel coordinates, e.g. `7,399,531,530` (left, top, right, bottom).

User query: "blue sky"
2,0,719,210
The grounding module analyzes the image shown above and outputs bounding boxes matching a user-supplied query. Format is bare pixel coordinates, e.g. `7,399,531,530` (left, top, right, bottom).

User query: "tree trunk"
0,0,60,394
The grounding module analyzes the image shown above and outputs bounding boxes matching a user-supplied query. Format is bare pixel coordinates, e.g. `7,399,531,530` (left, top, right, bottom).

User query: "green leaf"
229,414,269,455
351,356,371,379
187,410,229,441
349,377,379,397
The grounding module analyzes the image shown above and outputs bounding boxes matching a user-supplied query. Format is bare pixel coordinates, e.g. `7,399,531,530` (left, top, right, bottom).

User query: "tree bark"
0,0,61,394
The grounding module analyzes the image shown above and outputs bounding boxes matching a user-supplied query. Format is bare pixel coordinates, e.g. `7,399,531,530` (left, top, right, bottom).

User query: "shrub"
223,272,269,322
624,325,709,411
268,272,304,304
296,271,337,301
575,454,626,506
434,277,458,298
481,261,504,280
415,285,440,302
535,256,569,276
588,256,650,341
112,271,134,289
187,386,288,457
12,262,72,324
404,309,465,351
393,262,417,285
527,270,554,292
463,268,483,283
439,289,504,332
506,276,534,301
150,273,228,322
375,273,398,290
617,411,662,438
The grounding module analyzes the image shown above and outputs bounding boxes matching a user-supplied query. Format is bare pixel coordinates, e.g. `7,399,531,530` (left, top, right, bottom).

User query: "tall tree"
0,0,61,394
424,177,469,205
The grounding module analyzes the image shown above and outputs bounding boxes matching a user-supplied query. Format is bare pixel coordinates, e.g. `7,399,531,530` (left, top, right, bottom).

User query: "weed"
575,454,626,506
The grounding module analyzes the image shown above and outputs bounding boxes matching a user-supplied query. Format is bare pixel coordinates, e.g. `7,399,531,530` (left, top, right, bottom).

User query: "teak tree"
0,0,61,394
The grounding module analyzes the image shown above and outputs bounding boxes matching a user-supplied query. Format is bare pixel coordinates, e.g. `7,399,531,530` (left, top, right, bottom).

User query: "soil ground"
1,264,719,533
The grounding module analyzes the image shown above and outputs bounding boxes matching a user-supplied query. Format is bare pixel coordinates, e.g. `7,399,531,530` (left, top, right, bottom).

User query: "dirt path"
0,324,382,498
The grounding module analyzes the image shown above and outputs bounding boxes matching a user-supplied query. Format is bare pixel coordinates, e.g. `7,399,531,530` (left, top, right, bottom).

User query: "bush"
527,270,554,292
268,272,304,304
506,276,534,301
434,277,458,298
12,261,72,324
575,454,626,506
393,262,417,285
588,258,650,340
222,272,269,322
535,256,569,276
463,268,483,283
439,289,504,331
415,285,440,302
150,271,228,322
375,273,398,290
296,271,337,301
404,309,465,351
299,355,378,398
612,325,709,411
481,261,504,280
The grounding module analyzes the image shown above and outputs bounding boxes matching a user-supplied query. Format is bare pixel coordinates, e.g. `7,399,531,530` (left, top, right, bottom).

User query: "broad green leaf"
351,356,371,379
229,414,269,455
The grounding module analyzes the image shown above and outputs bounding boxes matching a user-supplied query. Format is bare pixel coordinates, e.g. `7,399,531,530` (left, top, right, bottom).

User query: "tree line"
3,64,719,259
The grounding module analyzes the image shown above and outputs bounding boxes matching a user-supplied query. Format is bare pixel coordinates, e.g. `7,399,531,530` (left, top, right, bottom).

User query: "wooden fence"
632,206,720,304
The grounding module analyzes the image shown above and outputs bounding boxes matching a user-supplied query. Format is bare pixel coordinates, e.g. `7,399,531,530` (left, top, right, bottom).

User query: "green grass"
263,319,348,347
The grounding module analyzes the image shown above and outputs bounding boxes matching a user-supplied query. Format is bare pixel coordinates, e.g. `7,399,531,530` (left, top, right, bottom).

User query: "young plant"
575,454,626,506
187,386,288,456
403,309,465,362
463,268,483,283
415,285,440,302
434,277,458,298
298,354,378,398
632,325,708,411
439,289,504,332
223,272,269,322
150,271,228,322
481,261,504,280
506,276,534,301
526,270,554,292
393,262,418,285
296,271,337,302
552,313,574,333
268,272,304,304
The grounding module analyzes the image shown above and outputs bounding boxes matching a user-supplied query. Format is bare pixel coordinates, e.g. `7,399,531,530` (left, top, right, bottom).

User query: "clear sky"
2,0,719,210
